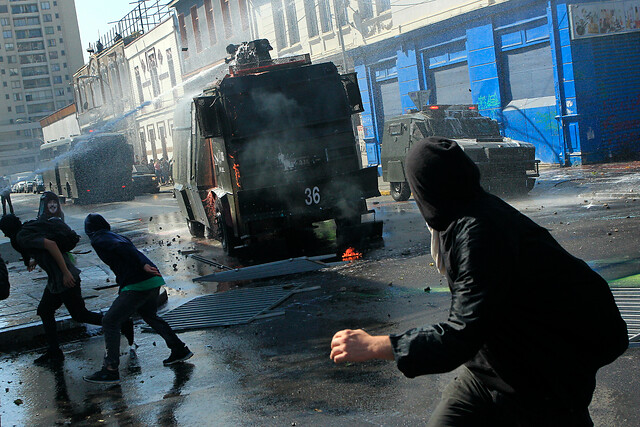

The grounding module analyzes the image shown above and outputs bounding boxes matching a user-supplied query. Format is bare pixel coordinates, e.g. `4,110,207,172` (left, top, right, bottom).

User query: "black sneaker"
163,346,193,366
121,319,135,346
34,348,64,365
83,368,120,384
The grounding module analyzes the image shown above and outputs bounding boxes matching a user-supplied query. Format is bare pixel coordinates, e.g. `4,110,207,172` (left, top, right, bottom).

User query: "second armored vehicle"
381,91,540,201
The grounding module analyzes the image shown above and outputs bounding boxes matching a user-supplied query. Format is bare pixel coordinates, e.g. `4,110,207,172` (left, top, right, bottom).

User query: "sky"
74,0,142,63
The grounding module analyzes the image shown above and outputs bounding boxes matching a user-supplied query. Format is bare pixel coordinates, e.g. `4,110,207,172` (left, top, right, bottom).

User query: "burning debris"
228,154,242,188
342,247,363,261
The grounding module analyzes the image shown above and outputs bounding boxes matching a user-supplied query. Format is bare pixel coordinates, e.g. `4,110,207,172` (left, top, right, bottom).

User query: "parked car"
24,181,34,193
33,175,45,193
13,181,25,193
130,165,160,195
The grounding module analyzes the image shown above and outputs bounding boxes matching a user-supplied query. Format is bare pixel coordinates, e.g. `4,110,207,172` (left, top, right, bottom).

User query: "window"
0,6,7,14
190,6,202,53
23,77,50,89
27,101,55,114
318,0,332,33
13,93,22,101
20,53,47,64
147,50,160,97
16,29,43,39
56,26,60,31
375,0,390,13
0,18,9,26
7,106,11,112
304,0,319,38
49,51,57,59
5,43,14,50
45,26,54,35
0,70,4,75
134,66,144,102
16,105,25,114
22,65,48,76
18,41,45,51
166,48,176,87
13,17,40,27
7,55,16,63
0,56,3,62
220,0,232,38
50,63,59,71
272,0,286,48
178,14,189,59
3,30,12,39
54,88,64,96
284,0,300,45
11,4,39,14
62,62,66,68
9,68,18,76
55,13,59,19
58,38,63,44
358,0,373,20
236,0,249,30
203,0,216,46
47,39,56,47
41,2,51,10
43,14,52,22
11,80,20,88
52,75,61,83
25,89,53,101
60,50,64,56
2,82,6,87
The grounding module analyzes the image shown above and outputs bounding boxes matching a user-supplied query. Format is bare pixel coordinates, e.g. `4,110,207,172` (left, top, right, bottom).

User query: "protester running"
83,213,192,384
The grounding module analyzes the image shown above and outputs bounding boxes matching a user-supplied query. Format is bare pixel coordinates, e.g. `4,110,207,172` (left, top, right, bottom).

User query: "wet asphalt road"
1,167,640,426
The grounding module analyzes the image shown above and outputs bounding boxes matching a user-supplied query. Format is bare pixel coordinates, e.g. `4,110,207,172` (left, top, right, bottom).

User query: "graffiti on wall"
477,94,500,110
569,1,640,39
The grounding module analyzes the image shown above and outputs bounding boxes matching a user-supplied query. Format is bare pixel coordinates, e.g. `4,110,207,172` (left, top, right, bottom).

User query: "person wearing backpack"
0,214,132,364
330,137,628,426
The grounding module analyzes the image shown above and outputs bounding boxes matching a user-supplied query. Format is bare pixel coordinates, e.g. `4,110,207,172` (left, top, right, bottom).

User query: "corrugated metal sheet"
193,256,333,283
611,287,640,342
148,284,299,331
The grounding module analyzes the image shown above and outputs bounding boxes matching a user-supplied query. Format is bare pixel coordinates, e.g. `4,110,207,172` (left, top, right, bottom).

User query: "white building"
124,17,184,162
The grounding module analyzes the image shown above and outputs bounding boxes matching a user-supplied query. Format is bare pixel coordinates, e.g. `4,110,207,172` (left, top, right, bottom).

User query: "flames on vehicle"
342,247,363,261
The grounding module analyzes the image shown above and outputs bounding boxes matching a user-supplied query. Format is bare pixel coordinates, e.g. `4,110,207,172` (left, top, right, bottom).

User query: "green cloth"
121,275,165,292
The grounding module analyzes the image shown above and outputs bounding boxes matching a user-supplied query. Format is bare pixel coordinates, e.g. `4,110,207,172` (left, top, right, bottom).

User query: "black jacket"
0,254,9,300
390,137,628,409
85,214,159,289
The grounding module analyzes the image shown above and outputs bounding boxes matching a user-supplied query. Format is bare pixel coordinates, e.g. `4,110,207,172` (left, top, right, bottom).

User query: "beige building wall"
0,0,84,175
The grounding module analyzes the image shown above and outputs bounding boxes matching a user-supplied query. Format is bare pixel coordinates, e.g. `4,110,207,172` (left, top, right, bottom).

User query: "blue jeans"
102,287,184,369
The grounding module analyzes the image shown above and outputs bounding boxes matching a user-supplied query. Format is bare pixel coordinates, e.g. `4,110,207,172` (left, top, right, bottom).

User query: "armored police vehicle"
173,40,381,254
381,91,540,201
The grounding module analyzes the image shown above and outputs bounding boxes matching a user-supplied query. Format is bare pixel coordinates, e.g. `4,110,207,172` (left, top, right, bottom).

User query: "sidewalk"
0,239,122,351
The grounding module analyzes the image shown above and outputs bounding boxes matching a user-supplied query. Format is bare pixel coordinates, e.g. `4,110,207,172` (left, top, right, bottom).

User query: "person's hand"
330,329,394,363
27,259,37,272
143,264,161,276
62,270,76,288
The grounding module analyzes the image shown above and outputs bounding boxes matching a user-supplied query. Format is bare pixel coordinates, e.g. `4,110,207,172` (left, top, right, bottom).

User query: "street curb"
379,190,390,196
0,287,169,351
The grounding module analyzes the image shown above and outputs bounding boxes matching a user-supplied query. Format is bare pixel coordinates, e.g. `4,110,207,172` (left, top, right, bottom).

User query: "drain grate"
146,284,300,332
611,287,640,342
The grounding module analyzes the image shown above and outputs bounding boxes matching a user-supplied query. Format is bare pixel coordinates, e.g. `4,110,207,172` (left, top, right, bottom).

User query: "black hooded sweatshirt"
390,137,628,410
84,214,160,290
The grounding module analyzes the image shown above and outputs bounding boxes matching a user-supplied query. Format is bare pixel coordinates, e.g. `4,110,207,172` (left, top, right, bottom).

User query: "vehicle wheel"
390,182,411,201
187,220,205,238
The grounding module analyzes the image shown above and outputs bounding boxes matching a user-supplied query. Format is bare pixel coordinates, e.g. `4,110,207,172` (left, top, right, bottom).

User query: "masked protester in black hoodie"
83,214,192,384
330,137,628,426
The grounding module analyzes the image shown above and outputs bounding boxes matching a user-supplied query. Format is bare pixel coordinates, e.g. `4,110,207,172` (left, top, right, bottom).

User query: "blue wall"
354,0,640,166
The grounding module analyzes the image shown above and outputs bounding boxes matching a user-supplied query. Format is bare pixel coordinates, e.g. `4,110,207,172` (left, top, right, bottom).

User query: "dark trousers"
102,287,184,369
1,194,13,215
427,366,594,427
37,284,104,351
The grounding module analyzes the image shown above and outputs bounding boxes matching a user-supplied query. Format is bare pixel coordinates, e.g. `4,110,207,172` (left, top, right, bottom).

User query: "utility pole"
331,0,348,72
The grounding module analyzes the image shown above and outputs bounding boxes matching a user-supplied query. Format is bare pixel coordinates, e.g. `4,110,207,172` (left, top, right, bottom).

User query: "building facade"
0,0,83,175
237,0,640,166
124,17,184,162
